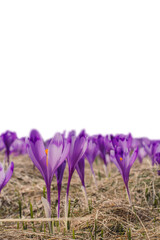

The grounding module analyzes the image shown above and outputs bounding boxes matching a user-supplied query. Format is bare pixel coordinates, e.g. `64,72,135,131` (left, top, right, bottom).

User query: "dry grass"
0,153,160,239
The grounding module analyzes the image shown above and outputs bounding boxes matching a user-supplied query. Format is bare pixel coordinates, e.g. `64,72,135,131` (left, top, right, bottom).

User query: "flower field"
0,131,160,239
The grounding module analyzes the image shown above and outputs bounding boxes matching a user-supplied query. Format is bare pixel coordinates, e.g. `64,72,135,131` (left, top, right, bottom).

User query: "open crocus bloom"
27,129,70,205
0,161,14,193
110,135,138,205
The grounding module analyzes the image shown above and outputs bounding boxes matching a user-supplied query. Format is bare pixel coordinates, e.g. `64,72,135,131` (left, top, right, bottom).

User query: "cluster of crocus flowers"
2,127,160,224
0,131,27,165
26,129,160,213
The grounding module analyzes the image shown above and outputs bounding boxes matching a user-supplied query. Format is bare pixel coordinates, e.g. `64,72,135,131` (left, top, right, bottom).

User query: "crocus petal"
48,133,70,184
30,140,46,165
1,162,14,189
27,139,47,183
128,147,138,169
76,157,85,187
0,163,5,187
70,136,88,173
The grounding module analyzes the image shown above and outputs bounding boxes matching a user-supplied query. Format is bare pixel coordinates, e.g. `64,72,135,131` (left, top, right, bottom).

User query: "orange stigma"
120,157,123,161
45,149,48,166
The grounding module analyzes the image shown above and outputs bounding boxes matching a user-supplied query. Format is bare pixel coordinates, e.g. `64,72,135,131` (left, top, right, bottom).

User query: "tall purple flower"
132,138,147,163
110,135,138,204
1,131,17,164
55,160,66,218
142,138,159,166
66,130,88,213
27,129,70,206
97,135,107,165
85,137,98,185
10,137,27,156
0,162,14,193
97,135,113,176
76,156,85,187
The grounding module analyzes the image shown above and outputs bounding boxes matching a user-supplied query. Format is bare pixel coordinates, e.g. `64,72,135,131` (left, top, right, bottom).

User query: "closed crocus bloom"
10,138,27,156
27,129,70,205
76,156,85,187
97,135,110,176
110,135,138,205
97,135,107,165
1,131,17,163
138,147,147,163
66,130,88,213
85,137,98,185
142,138,159,165
0,162,14,193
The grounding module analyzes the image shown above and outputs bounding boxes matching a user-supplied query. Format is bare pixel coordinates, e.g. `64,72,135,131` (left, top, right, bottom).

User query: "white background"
0,1,160,140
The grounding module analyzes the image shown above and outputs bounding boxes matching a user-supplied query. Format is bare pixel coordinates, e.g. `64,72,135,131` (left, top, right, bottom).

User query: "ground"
0,153,160,240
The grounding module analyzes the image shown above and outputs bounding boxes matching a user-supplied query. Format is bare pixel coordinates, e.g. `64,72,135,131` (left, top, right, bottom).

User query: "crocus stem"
57,185,61,219
65,173,72,229
90,164,98,188
65,193,68,220
92,172,98,188
125,183,132,206
103,164,108,177
47,186,51,205
46,186,53,233
81,186,88,208
65,179,71,217
41,196,52,234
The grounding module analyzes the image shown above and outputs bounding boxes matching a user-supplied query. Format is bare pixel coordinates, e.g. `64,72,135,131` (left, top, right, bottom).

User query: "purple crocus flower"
0,161,14,192
76,156,85,187
97,134,115,176
97,135,107,165
66,130,88,214
131,137,148,163
85,137,98,185
1,131,17,164
10,137,27,156
138,147,147,163
141,138,159,165
97,135,108,176
75,156,89,205
152,142,160,175
27,129,70,206
55,160,66,218
110,135,138,204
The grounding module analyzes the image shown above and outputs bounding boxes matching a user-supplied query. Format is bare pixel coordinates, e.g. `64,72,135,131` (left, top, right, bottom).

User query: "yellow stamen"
45,149,48,167
120,157,123,161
